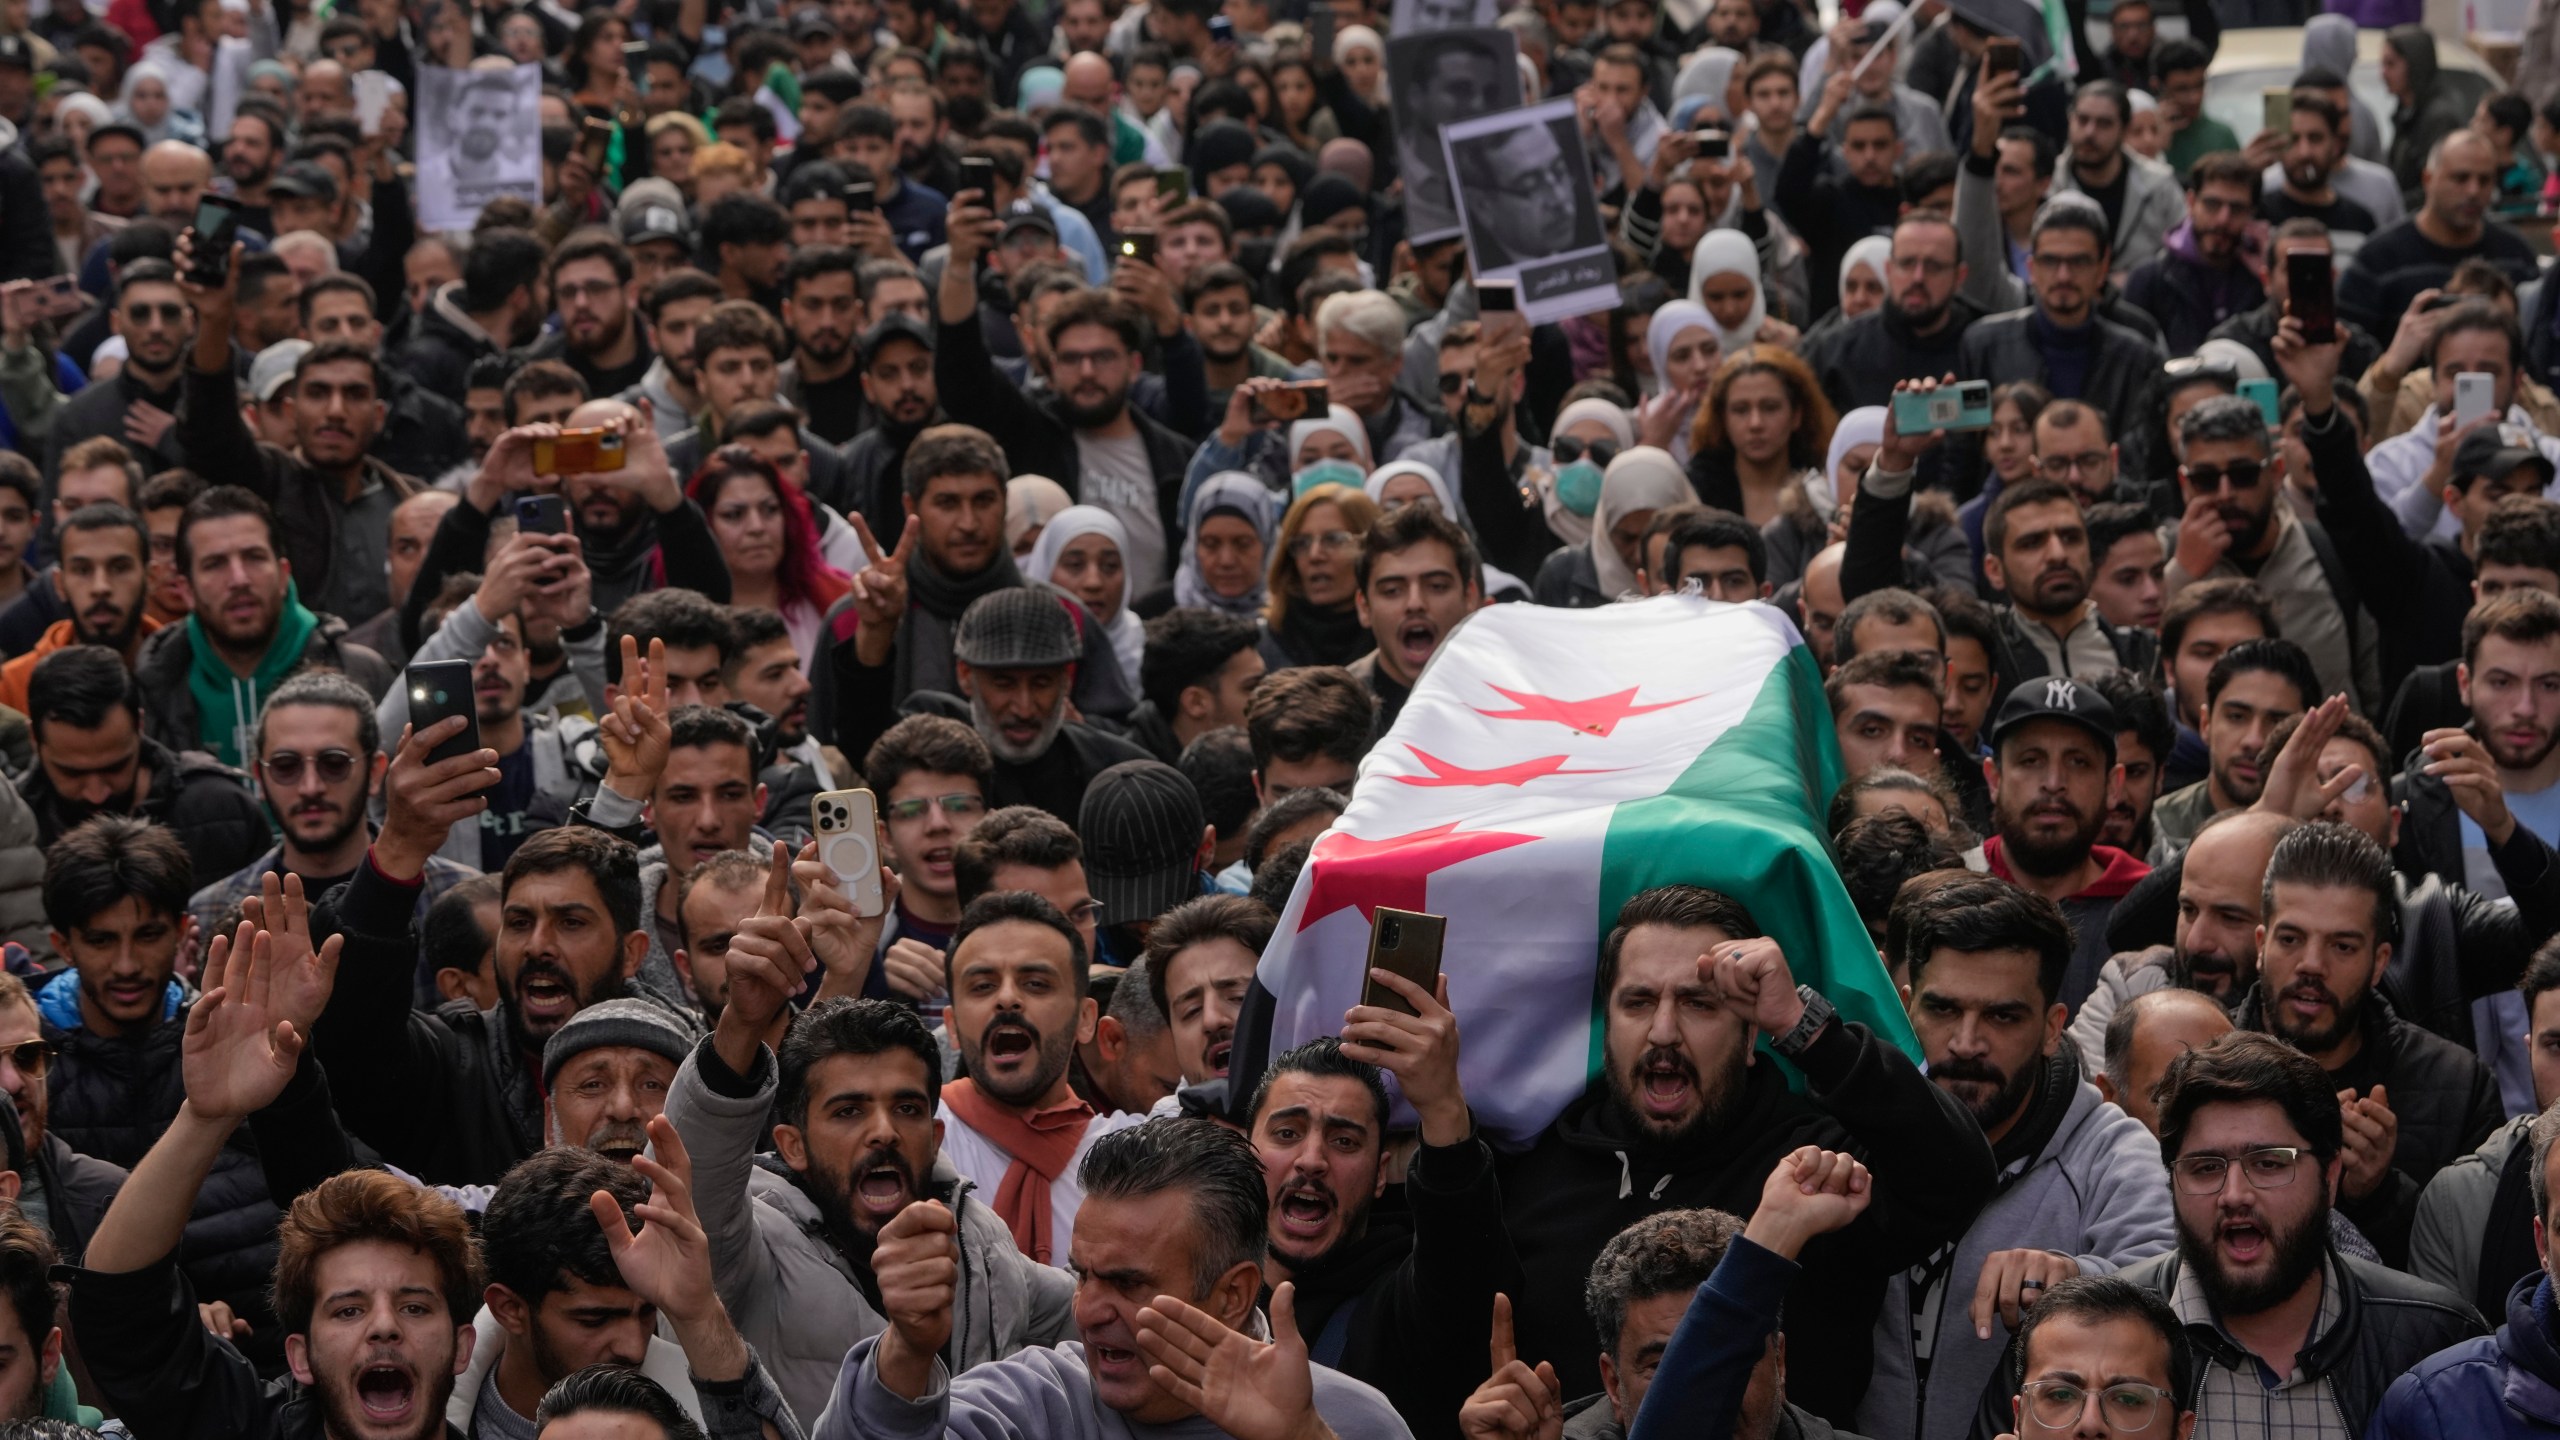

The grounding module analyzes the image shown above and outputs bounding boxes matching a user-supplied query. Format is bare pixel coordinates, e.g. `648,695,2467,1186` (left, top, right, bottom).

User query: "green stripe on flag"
1590,640,1919,1080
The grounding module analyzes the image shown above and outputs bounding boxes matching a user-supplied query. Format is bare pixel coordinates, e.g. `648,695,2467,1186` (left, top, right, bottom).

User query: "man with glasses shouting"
2092,1029,2482,1438
186,669,477,970
1993,1276,2197,1440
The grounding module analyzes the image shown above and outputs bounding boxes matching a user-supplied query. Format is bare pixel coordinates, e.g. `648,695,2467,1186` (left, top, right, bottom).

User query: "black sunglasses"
1553,436,1618,468
2186,460,2266,491
262,748,361,784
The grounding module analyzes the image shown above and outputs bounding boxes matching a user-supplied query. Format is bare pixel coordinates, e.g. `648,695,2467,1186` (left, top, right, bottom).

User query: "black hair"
1834,812,1967,941
1140,608,1262,718
257,669,384,762
55,501,147,561
422,873,502,979
2084,501,2159,570
1899,150,1958,205
2149,36,2207,81
712,93,779,144
700,192,793,258
950,890,1090,992
2010,1276,2198,1414
1077,1118,1267,1294
547,228,635,287
461,228,549,313
2086,668,2175,768
42,815,192,934
481,1148,643,1304
1830,588,1945,667
2261,818,2400,948
605,589,737,686
503,827,646,942
1179,727,1259,851
2155,1030,2343,1165
1657,508,1767,589
25,645,139,742
535,1366,707,1440
781,243,860,302
951,806,1080,908
1355,501,1481,595
1598,886,1757,996
1242,786,1345,875
864,713,994,798
1583,1207,1746,1355
1248,1036,1389,1138
1142,895,1275,1017
1244,666,1373,776
782,160,853,207
2202,637,2319,716
776,997,943,1129
1897,872,2075,1006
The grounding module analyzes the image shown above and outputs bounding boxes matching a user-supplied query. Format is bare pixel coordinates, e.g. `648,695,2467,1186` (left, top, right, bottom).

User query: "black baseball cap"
1079,760,1207,928
1987,676,2121,763
2452,423,2555,492
268,160,342,203
619,200,694,250
858,312,933,366
998,200,1058,244
0,35,32,70
791,6,839,38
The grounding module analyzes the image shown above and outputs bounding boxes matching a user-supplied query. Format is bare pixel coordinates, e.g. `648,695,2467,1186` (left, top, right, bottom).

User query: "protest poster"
1385,27,1519,244
1442,98,1616,325
1390,0,1499,35
416,61,543,232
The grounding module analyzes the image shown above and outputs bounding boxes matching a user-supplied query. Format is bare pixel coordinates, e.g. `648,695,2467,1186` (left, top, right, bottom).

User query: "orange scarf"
940,1079,1094,1264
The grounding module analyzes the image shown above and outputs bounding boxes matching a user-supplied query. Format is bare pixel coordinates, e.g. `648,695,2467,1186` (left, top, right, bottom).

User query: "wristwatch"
1769,985,1834,1059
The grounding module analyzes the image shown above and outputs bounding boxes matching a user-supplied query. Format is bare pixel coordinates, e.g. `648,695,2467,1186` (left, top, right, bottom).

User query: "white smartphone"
812,789,886,917
2455,372,2497,428
353,70,391,137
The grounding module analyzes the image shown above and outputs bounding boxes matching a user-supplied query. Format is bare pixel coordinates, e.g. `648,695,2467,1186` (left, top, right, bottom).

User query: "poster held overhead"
1390,0,1498,35
1441,98,1617,325
416,62,543,232
1386,26,1521,244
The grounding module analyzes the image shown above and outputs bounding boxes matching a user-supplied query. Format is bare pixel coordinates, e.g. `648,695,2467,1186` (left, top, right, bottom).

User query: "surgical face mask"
1293,459,1365,496
1554,460,1604,516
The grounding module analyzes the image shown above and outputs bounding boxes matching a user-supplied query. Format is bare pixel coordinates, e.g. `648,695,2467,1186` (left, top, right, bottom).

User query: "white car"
2201,25,2497,153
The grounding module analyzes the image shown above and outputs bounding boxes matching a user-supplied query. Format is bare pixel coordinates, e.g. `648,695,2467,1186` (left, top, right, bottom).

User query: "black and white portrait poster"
416,62,542,231
1442,98,1614,325
1386,27,1520,244
1390,0,1499,36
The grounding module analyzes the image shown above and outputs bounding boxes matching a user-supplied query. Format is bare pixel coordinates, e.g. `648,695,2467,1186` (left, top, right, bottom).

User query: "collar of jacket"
1991,1045,2083,1177
2163,1245,2366,1380
1879,294,1978,348
2233,982,2407,1069
2505,1273,2560,1421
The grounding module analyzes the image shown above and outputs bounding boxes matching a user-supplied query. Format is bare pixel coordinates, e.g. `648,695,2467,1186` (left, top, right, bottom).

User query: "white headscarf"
1591,446,1693,601
1554,398,1636,451
1173,471,1278,617
2128,88,2158,116
1024,505,1145,683
1674,47,1741,109
1364,459,1453,513
1334,25,1385,100
1823,407,1889,517
1686,229,1767,350
1646,301,1716,391
1288,405,1374,472
1006,475,1073,552
1840,235,1893,300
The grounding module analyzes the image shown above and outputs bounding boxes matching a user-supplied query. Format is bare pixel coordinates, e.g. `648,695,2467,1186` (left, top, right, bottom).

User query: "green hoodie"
185,579,319,769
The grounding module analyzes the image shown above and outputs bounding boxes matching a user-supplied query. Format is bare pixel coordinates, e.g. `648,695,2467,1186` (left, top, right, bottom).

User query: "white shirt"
1075,429,1167,596
935,1103,1120,1267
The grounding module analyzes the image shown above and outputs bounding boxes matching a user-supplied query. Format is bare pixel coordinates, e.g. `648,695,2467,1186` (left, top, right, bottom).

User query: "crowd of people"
2,0,2560,1435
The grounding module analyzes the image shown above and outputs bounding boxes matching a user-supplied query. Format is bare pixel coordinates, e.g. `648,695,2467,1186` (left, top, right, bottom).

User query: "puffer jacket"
36,971,283,1356
2369,1271,2560,1440
18,739,273,902
1968,1245,2483,1440
663,1035,1078,1428
1857,1053,2174,1440
2411,1115,2540,1320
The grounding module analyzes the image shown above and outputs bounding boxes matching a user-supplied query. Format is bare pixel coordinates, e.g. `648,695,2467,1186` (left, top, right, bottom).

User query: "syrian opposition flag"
1228,595,1918,1150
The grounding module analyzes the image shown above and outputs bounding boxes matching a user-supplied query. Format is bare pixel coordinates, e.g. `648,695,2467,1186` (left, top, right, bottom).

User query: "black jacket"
2234,987,2501,1267
1953,307,2166,437
1800,298,1981,418
933,309,1199,551
2385,659,2465,765
68,1245,469,1440
1494,1017,1997,1422
1968,1245,2482,1440
17,738,273,887
373,365,472,483
44,366,186,491
2205,299,2381,386
393,282,504,405
2119,248,2266,360
176,349,423,624
1774,131,1902,319
2299,399,2471,695
1278,1135,1525,1440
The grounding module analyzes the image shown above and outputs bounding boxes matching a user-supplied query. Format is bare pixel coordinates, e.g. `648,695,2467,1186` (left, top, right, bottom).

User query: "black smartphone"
2287,246,2336,344
580,115,613,169
1119,229,1157,265
1984,36,2021,81
961,154,995,198
843,180,877,213
1156,166,1190,203
408,660,487,776
1308,3,1334,56
188,197,240,287
1694,128,1729,158
514,494,567,535
1208,13,1233,42
1477,277,1518,312
1360,908,1446,1017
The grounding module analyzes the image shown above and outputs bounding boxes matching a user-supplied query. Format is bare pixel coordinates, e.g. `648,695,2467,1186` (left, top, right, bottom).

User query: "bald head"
2174,809,2297,1005
2423,128,2498,236
568,398,640,430
141,140,213,223
389,490,460,607
1802,542,1846,670
1319,138,1374,192
1063,52,1115,109
2100,987,2233,1134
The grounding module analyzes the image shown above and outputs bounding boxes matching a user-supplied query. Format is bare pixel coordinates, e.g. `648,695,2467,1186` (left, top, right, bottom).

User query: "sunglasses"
122,302,188,323
2185,460,2266,491
885,793,987,822
1,1040,51,1079
262,748,361,784
1437,371,1471,395
1553,436,1618,467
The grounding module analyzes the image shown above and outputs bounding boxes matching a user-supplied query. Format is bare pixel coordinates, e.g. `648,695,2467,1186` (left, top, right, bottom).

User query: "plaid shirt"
2173,1254,2353,1440
187,845,482,1004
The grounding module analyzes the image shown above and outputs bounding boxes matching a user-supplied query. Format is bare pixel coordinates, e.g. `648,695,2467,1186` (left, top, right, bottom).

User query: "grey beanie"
541,997,701,1087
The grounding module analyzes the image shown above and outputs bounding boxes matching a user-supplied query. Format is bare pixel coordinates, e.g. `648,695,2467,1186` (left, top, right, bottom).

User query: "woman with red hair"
680,447,851,671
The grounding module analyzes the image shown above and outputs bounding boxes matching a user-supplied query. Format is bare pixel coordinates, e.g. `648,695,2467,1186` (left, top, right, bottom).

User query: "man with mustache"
668,946,1076,1428
311,695,697,1185
2070,810,2298,1071
1495,885,1996,1421
16,645,270,890
0,503,160,715
2148,639,2318,860
2090,668,2173,858
2164,395,2375,714
184,670,477,956
2105,1031,2484,1437
2121,153,2265,359
1976,677,2151,1011
1148,896,1272,1090
1858,874,2173,1440
516,233,657,402
1244,991,1521,1440
1802,212,1978,415
2238,822,2501,1269
912,588,1149,826
1965,476,2155,700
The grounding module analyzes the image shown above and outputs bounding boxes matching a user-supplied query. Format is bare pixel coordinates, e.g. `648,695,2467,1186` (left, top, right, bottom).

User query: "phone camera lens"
1381,920,1402,947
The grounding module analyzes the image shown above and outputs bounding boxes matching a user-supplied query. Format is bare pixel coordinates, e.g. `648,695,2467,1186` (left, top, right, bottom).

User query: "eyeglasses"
2018,1381,2178,1433
1437,371,1471,395
262,748,361,784
2038,451,2110,478
2184,460,2266,491
1067,899,1106,924
0,1041,52,1079
1289,528,1362,557
2030,251,2103,273
2170,1145,2307,1195
1553,436,1619,467
885,793,987,822
122,302,188,324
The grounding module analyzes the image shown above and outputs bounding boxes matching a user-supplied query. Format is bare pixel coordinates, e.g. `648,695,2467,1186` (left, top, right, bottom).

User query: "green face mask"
1554,460,1604,516
1293,459,1366,497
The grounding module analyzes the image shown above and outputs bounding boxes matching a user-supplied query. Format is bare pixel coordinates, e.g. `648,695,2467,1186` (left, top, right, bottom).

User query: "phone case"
2456,374,2497,426
813,789,887,917
1361,908,1446,1017
408,661,484,769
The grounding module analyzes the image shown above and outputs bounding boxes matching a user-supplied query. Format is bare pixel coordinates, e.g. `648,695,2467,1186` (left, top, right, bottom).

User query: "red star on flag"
1297,822,1539,929
1473,685,1699,737
1395,746,1622,788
